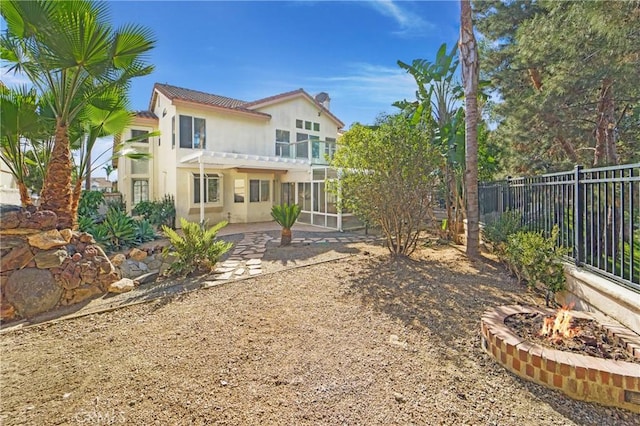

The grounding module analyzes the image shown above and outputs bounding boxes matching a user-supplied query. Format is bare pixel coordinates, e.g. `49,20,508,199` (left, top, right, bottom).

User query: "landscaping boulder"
34,249,68,269
0,302,16,322
4,268,62,318
108,278,136,294
28,229,68,250
0,244,34,271
129,248,147,261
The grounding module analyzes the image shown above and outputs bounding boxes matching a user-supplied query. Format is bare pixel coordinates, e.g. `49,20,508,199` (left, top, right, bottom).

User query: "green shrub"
106,198,127,214
78,190,105,218
161,218,233,276
134,219,157,244
77,215,95,233
132,200,154,218
482,210,522,249
132,194,176,228
504,226,565,305
89,225,110,249
98,208,137,251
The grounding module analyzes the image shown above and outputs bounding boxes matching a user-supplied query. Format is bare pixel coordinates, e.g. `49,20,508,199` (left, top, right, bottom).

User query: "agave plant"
271,203,301,246
134,219,157,244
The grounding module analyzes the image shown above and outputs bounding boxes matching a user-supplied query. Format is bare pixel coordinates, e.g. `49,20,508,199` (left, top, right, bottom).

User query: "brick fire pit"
480,305,640,413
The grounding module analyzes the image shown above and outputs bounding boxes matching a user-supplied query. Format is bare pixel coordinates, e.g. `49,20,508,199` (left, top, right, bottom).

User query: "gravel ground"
1,239,638,425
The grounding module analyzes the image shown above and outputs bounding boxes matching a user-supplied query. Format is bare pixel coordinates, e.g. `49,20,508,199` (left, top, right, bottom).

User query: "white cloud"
306,63,418,126
318,63,415,103
368,0,436,37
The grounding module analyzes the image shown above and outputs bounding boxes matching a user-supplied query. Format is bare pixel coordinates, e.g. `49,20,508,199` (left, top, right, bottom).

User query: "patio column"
199,154,205,226
337,168,343,232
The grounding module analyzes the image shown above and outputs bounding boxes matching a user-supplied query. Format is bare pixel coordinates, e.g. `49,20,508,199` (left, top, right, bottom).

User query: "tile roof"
135,110,158,120
154,83,247,109
151,83,344,128
242,88,306,108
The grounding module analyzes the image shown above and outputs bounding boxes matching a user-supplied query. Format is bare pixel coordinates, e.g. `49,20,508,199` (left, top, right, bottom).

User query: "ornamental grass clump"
271,203,301,246
161,218,232,276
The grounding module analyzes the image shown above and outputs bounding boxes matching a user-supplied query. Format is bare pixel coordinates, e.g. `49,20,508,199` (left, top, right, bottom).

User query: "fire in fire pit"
540,305,579,341
481,305,640,414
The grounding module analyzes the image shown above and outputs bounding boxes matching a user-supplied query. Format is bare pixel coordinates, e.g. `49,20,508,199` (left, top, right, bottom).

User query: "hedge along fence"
479,163,640,293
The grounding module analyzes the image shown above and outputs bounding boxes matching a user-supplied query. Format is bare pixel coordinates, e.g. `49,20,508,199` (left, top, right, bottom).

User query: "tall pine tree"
475,0,640,173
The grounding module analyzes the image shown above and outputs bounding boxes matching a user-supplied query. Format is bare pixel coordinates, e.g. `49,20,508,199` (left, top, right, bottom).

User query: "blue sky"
1,0,461,176
108,0,461,127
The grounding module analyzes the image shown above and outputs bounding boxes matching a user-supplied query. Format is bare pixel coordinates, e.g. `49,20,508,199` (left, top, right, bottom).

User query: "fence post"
505,176,512,212
574,165,584,266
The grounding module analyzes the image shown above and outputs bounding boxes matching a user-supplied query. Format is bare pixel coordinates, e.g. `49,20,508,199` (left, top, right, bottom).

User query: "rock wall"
111,245,176,285
0,209,119,322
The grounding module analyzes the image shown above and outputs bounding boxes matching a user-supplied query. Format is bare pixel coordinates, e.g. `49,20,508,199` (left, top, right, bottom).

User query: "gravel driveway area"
1,240,637,425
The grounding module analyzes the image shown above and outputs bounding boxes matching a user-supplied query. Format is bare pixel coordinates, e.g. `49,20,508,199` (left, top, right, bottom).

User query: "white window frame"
192,173,222,206
249,179,270,203
180,115,206,149
132,179,149,206
275,129,290,157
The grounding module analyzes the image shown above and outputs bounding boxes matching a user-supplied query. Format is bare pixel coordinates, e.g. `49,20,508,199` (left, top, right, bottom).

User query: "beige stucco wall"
152,93,178,200
0,161,20,205
119,88,342,228
118,122,157,211
173,168,276,226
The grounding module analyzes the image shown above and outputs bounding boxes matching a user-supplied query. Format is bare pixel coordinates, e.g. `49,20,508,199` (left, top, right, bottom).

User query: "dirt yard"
1,239,637,425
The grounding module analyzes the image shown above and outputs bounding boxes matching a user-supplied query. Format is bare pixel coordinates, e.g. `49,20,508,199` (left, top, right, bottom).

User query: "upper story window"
296,118,320,133
131,129,149,143
130,146,149,175
275,129,290,157
325,137,337,159
180,115,206,149
171,116,176,149
296,132,309,159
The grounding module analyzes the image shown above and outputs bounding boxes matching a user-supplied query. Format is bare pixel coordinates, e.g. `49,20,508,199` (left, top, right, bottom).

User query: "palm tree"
1,0,155,229
0,85,49,207
70,88,134,219
460,0,480,257
271,204,302,246
103,164,114,182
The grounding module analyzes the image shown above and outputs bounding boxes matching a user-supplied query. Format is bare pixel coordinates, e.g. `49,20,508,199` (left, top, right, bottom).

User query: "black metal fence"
479,163,640,292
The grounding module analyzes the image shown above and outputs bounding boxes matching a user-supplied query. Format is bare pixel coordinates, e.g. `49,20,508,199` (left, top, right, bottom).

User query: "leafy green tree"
0,85,52,207
69,88,135,220
396,44,467,242
475,0,640,173
103,164,114,181
331,114,440,256
1,0,155,229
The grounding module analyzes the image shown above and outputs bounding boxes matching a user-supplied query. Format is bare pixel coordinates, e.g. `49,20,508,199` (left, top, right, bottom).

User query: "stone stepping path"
272,235,377,245
211,233,271,282
211,232,376,285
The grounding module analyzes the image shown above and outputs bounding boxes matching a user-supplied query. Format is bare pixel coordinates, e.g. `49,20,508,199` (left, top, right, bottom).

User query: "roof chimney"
315,92,330,111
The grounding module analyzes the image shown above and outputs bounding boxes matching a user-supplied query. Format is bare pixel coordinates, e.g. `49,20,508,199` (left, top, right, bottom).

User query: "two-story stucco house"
116,83,358,229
